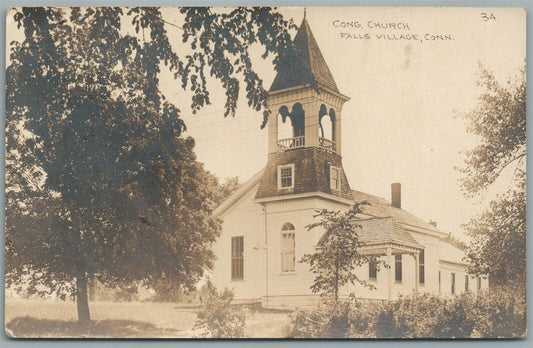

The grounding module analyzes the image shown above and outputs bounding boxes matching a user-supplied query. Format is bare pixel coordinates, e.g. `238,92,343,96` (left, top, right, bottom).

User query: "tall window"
438,271,441,294
281,223,295,272
451,273,456,294
278,164,294,189
419,250,425,284
477,276,482,291
330,166,340,190
465,275,469,291
231,236,244,280
369,257,378,280
395,254,402,282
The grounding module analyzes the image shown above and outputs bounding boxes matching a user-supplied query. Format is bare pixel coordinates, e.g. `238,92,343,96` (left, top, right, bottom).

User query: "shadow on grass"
6,316,178,338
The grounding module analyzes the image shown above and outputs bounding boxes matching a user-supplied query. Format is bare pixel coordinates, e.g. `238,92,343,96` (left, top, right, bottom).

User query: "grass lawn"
5,298,292,338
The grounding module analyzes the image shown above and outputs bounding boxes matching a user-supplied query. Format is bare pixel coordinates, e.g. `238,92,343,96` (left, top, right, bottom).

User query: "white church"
210,17,487,309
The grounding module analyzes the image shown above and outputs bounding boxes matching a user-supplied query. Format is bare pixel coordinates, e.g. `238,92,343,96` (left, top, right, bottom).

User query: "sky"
6,7,526,240
159,7,526,240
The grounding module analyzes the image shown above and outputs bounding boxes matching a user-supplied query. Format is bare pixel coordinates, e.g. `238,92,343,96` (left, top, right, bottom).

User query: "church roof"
352,190,444,234
270,18,339,92
356,217,423,249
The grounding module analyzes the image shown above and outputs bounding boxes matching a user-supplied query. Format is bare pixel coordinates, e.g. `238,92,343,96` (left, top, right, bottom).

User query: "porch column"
386,247,393,300
412,252,419,296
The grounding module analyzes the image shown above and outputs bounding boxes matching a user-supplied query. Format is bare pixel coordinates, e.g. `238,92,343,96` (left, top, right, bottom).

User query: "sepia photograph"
4,6,527,339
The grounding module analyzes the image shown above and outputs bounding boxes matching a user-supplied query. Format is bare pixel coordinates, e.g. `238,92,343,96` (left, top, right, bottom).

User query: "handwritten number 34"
481,13,496,21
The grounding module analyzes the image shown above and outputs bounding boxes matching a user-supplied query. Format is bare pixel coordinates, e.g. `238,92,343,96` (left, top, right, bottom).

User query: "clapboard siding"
263,197,351,299
211,182,264,300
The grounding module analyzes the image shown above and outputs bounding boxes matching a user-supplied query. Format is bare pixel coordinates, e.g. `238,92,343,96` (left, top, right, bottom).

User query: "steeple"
270,17,339,93
255,17,352,203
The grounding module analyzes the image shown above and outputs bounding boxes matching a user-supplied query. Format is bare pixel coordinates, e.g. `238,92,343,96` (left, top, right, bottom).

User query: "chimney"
429,220,437,227
391,183,401,209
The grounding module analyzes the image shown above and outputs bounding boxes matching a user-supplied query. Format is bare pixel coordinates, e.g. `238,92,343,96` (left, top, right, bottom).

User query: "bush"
471,288,526,338
193,283,247,338
291,301,351,338
374,293,444,338
291,289,526,338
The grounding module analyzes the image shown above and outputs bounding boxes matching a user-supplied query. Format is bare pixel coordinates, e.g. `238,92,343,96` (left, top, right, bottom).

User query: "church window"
395,254,402,282
369,257,378,280
419,249,425,284
281,223,296,272
231,236,244,280
451,273,456,294
465,275,469,291
330,166,340,190
278,164,294,189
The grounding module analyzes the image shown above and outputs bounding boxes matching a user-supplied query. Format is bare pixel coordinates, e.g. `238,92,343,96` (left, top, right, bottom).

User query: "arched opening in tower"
277,103,306,149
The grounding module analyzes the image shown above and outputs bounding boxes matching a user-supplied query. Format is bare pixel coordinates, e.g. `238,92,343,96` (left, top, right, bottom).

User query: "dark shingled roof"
270,18,339,92
357,217,423,249
255,147,352,200
352,190,442,233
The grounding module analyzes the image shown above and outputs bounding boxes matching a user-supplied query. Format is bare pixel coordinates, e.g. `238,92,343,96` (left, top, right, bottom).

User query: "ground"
5,299,292,338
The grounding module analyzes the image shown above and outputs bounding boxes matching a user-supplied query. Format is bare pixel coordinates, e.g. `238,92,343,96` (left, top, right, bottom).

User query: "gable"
213,169,264,217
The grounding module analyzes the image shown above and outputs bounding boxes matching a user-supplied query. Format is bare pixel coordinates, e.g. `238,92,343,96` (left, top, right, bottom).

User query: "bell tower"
255,17,352,202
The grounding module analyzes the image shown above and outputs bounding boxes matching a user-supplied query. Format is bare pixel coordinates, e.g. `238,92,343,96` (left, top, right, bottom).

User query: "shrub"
374,293,446,338
193,283,247,338
471,288,526,338
434,292,477,338
347,299,377,338
291,289,526,339
291,301,350,338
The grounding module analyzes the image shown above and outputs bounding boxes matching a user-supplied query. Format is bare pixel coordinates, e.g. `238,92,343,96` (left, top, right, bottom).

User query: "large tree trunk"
76,271,91,322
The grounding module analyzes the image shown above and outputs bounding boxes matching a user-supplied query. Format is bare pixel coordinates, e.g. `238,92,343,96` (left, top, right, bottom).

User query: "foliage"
464,190,526,288
6,6,295,322
148,278,194,303
470,287,526,338
441,234,467,251
459,62,526,195
291,290,526,338
300,203,385,301
193,282,247,338
291,298,378,338
112,284,140,302
458,63,526,288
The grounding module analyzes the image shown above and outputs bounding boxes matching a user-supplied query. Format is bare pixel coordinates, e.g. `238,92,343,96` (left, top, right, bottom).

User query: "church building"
210,17,487,309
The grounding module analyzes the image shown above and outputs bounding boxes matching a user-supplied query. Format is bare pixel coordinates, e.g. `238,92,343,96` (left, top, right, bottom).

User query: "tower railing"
277,136,337,152
277,136,305,150
319,137,336,152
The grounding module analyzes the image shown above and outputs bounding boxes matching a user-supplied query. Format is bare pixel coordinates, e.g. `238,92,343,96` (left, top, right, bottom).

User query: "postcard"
4,6,526,338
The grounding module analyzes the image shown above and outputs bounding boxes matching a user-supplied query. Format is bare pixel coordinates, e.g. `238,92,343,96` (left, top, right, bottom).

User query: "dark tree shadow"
6,316,179,338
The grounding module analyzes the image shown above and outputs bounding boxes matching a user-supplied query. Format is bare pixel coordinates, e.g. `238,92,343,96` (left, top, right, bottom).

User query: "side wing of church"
210,17,487,309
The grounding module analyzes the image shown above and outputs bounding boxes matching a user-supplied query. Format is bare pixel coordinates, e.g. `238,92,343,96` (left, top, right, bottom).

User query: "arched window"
281,223,296,272
278,106,293,140
290,103,305,138
319,105,335,141
277,104,305,149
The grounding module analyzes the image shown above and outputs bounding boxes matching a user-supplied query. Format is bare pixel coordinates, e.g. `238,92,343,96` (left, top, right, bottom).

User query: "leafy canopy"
458,62,526,288
5,6,296,320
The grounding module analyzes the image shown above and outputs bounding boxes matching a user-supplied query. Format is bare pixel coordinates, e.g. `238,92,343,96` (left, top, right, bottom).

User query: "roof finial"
304,7,307,19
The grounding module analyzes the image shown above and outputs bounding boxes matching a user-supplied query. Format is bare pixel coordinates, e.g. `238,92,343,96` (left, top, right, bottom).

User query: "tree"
300,203,385,301
6,7,296,322
458,62,526,288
